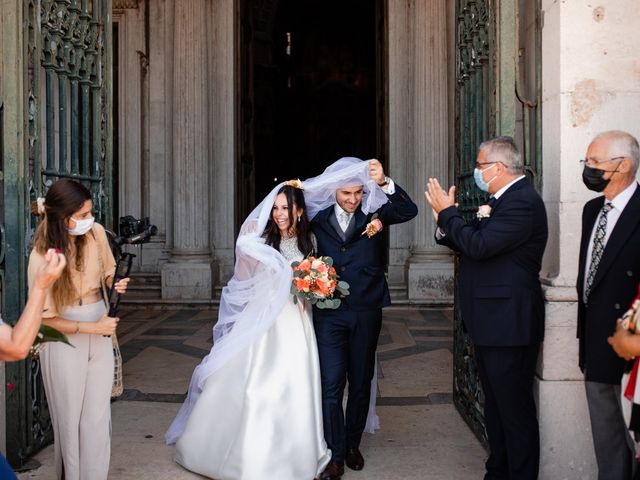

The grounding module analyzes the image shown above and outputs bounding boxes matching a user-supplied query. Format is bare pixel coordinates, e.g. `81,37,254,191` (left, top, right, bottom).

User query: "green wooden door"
453,0,496,445
3,0,113,467
453,0,542,444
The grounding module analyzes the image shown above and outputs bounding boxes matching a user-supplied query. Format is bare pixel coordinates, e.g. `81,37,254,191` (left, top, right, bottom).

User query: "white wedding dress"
174,236,331,480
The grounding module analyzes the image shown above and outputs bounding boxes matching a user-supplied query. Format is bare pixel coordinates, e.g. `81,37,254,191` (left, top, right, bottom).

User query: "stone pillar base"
161,261,217,299
407,256,454,302
536,378,596,479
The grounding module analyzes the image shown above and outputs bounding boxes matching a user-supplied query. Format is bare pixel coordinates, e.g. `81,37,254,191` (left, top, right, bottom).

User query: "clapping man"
426,136,548,480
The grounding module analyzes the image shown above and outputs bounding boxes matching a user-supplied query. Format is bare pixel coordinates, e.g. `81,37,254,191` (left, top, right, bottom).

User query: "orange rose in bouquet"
291,256,350,309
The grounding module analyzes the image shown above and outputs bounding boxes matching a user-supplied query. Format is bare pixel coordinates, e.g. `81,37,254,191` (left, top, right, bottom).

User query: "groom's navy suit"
436,177,547,480
312,184,417,463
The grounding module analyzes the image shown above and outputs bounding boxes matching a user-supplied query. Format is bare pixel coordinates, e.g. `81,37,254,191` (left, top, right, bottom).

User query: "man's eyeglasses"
579,156,626,167
474,161,501,169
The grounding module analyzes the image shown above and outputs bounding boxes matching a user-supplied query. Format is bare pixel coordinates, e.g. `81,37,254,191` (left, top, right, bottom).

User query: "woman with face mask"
27,178,129,480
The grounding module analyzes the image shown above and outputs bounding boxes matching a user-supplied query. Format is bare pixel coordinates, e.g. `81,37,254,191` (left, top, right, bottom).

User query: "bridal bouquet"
291,256,350,309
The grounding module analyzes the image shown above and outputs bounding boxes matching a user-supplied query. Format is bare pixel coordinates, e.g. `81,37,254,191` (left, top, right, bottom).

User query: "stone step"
120,298,220,309
122,273,161,303
128,272,161,285
120,274,446,308
389,284,408,300
125,285,161,299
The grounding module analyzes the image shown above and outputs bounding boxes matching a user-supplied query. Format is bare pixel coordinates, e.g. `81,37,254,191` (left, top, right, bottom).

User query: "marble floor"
17,307,486,480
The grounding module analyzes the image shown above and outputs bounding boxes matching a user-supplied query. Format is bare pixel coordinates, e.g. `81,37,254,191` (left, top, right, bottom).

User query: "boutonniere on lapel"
476,204,492,220
362,213,384,238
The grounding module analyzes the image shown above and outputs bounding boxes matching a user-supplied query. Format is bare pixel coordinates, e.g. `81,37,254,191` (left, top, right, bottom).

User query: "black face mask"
582,165,615,192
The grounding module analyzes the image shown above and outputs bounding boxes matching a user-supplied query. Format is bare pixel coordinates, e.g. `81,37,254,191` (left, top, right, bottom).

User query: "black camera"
115,215,158,245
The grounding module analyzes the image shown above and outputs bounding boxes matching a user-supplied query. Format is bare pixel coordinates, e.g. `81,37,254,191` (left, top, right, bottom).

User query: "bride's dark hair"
263,185,315,257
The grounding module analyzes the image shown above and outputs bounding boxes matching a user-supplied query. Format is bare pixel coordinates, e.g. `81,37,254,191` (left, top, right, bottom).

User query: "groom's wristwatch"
379,176,390,187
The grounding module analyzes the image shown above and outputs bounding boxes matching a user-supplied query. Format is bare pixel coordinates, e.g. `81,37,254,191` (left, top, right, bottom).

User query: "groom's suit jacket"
576,183,640,384
436,178,548,346
311,184,418,311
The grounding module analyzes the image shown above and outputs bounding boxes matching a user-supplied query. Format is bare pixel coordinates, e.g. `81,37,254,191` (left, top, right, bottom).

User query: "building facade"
1,0,640,476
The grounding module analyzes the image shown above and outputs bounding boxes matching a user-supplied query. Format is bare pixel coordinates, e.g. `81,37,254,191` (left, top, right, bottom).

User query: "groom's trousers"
313,309,382,463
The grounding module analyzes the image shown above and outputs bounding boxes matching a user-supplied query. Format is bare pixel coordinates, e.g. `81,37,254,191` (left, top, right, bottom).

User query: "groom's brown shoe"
345,448,364,470
319,461,344,480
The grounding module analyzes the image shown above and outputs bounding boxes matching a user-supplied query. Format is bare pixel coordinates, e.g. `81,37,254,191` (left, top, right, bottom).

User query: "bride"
166,161,387,480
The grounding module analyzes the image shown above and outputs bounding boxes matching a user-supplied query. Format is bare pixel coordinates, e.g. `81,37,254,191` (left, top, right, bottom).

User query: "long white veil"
165,157,387,444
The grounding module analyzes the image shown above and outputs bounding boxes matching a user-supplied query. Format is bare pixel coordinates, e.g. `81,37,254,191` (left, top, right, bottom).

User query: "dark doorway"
238,0,383,223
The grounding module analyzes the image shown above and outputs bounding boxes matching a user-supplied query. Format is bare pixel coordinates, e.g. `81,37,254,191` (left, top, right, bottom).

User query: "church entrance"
237,0,385,223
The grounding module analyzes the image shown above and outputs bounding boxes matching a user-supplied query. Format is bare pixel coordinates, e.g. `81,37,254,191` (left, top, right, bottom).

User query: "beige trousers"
41,303,114,480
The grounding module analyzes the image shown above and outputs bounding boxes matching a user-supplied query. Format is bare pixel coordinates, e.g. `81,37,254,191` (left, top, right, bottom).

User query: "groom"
311,159,418,480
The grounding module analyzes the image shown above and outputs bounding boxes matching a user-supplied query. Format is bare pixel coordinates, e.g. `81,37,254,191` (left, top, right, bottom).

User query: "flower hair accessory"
476,204,492,220
283,179,304,190
362,213,383,238
36,197,46,215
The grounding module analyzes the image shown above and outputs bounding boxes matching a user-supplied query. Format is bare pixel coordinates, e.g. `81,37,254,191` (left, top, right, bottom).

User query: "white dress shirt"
334,204,353,232
492,175,526,200
381,177,396,195
334,178,395,232
583,181,638,293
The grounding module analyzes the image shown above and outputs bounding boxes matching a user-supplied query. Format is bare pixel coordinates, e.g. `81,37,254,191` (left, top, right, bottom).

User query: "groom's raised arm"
377,184,418,226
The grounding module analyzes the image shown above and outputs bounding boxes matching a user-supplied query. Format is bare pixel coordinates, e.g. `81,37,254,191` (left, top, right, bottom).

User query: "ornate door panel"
453,0,496,445
3,0,112,467
453,0,542,444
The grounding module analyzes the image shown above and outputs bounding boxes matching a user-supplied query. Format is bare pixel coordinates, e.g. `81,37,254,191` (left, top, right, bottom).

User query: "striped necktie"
584,202,613,302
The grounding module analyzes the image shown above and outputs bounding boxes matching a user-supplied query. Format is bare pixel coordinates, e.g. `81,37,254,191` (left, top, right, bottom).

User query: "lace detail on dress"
280,236,304,262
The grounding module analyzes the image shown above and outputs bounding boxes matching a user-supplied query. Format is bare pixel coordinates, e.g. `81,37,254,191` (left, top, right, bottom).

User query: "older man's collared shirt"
492,175,526,200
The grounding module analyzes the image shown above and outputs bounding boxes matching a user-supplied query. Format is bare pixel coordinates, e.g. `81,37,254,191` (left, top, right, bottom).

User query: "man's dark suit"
311,184,417,464
576,183,640,479
436,177,548,480
577,184,640,383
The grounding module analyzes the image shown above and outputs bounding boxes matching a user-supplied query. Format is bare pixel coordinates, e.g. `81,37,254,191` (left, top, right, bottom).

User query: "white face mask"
68,216,95,236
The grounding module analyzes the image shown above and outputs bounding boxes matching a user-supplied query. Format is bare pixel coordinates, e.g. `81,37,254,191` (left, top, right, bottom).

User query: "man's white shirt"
334,178,395,232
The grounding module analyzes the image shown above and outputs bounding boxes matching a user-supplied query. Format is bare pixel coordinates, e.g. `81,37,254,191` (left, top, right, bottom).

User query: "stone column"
538,0,640,477
161,0,214,299
208,0,236,284
388,0,453,302
406,0,453,303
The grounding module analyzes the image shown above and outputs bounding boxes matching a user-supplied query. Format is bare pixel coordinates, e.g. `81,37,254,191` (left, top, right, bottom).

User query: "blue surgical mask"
473,163,498,192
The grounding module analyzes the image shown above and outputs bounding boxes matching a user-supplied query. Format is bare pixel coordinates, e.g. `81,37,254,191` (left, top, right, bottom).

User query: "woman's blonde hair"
31,179,93,312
